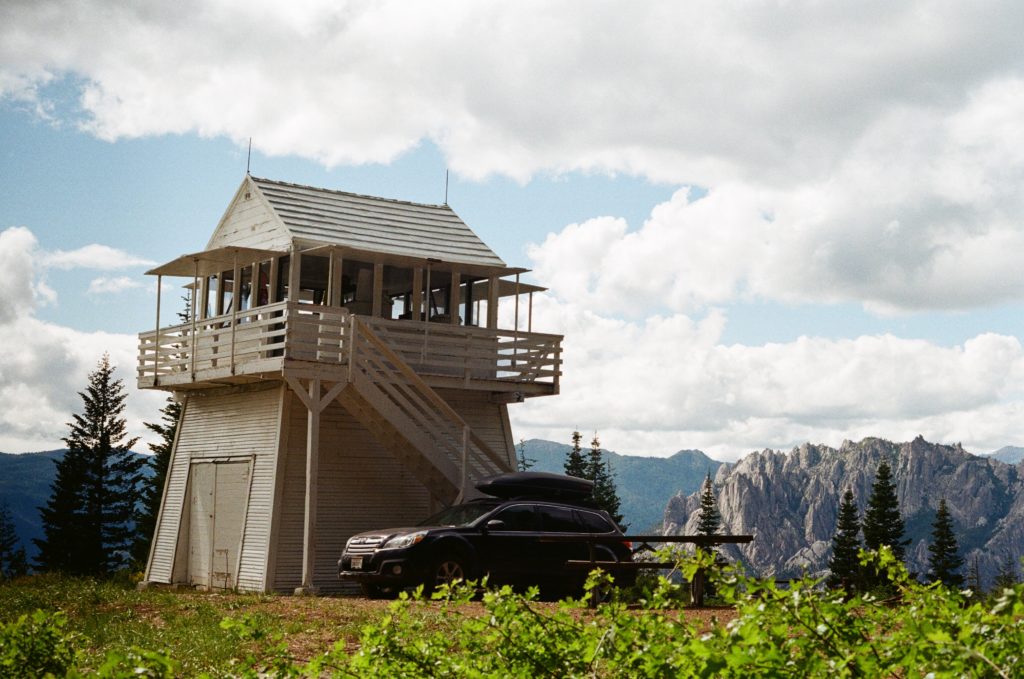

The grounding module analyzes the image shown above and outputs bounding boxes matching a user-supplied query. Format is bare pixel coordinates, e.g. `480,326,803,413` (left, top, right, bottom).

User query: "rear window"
575,510,616,533
539,505,583,532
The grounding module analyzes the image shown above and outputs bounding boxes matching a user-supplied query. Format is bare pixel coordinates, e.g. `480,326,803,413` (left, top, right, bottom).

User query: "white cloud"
43,244,155,270
3,2,1022,311
88,276,144,295
509,293,1024,460
0,227,163,452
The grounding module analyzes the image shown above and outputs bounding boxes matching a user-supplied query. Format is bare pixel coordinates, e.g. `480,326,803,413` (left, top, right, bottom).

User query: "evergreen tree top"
863,459,908,562
696,472,721,536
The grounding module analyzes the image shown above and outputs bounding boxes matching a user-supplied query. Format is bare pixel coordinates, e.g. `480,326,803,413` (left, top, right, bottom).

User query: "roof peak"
249,176,452,211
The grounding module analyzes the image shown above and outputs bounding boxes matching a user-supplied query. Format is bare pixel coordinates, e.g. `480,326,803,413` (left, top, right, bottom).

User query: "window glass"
576,510,615,533
539,505,581,532
492,505,539,531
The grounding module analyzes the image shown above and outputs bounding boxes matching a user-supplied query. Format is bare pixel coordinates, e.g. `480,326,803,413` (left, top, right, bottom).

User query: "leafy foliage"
35,355,143,575
828,488,862,590
3,553,1024,677
927,498,964,588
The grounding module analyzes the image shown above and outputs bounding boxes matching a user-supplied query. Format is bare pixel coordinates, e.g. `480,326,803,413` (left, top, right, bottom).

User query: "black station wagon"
337,472,633,598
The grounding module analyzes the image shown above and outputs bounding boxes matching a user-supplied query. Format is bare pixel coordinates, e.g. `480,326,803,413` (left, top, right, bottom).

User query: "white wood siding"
146,398,192,583
149,385,281,591
439,390,516,468
206,178,292,252
272,391,432,592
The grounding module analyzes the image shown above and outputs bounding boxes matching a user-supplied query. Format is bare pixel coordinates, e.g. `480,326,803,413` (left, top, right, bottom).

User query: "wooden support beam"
299,377,320,595
372,262,384,318
450,269,460,325
411,268,423,321
487,275,499,329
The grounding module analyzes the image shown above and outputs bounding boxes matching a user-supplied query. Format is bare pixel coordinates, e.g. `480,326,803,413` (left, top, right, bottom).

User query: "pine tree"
587,434,626,529
862,459,908,562
135,396,182,565
515,438,535,472
927,498,964,589
696,473,721,537
828,489,862,590
35,354,142,575
564,430,587,478
0,502,28,579
966,554,983,595
993,553,1019,591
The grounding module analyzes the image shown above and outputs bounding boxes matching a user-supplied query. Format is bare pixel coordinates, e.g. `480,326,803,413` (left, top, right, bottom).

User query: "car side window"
492,505,539,531
539,505,582,532
575,510,615,533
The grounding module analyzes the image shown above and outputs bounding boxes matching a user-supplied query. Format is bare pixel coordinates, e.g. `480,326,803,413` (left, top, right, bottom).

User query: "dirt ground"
253,595,738,663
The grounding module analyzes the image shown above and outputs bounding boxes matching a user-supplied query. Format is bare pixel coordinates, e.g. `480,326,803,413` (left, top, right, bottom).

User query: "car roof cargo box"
476,472,594,501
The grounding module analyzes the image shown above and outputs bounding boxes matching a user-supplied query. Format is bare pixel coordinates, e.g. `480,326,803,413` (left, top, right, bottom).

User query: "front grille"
346,535,386,555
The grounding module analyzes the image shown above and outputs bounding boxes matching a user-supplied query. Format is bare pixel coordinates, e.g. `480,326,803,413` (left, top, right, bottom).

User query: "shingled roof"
251,177,506,268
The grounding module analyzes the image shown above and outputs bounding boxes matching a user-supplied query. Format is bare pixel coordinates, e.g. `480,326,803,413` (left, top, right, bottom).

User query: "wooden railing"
137,302,561,391
347,316,511,498
361,316,561,389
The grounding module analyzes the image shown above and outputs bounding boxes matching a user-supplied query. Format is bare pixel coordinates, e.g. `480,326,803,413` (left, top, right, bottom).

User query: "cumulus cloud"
0,227,163,452
43,244,155,270
509,293,1024,460
88,276,144,295
2,2,1022,312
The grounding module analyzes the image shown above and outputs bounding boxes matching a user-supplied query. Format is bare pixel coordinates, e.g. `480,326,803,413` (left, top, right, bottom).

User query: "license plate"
351,556,363,570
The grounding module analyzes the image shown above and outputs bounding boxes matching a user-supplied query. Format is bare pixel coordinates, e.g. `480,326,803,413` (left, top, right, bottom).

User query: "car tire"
361,583,399,600
425,552,468,594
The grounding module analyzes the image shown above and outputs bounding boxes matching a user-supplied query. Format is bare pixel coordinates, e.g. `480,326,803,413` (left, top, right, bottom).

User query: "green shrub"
0,610,77,679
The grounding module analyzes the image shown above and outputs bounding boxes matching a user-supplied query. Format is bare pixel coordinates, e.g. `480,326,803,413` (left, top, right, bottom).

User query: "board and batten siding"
146,385,282,591
272,391,433,592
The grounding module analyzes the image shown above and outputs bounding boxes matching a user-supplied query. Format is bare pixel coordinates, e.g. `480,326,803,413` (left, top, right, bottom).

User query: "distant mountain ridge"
664,436,1023,587
990,446,1024,464
0,449,151,562
520,439,721,531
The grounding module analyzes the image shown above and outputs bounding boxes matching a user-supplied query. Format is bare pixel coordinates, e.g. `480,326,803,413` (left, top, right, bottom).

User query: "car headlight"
381,531,427,550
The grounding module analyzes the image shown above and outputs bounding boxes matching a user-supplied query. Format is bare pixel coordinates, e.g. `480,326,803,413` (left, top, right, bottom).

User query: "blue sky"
2,2,1023,460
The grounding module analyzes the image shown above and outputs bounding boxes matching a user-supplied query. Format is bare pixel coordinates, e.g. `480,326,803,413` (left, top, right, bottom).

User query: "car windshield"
418,502,500,527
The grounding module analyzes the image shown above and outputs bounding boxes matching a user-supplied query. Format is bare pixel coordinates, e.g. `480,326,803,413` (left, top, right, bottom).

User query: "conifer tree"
966,555,983,595
587,434,626,529
993,553,1019,591
136,396,182,565
564,430,587,478
0,502,28,579
828,488,862,590
35,354,142,575
862,459,908,562
696,473,721,537
515,438,535,472
927,498,964,589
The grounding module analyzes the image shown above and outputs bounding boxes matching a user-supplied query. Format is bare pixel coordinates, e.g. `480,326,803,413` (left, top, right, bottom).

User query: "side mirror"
484,519,505,532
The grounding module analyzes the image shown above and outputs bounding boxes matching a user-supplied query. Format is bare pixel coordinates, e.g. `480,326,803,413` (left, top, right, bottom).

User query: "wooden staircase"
338,316,511,505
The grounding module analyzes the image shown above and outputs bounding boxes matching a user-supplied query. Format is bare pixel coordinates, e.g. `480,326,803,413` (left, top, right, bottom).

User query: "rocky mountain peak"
663,436,1022,586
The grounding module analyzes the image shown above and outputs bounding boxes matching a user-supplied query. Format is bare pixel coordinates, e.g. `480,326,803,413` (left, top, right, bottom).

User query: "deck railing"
137,301,561,390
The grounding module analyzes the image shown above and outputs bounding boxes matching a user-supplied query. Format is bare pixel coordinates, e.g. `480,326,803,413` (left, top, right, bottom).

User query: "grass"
0,574,376,676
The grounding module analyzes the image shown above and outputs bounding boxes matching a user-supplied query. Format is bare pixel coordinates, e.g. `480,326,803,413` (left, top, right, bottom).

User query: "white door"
188,461,251,590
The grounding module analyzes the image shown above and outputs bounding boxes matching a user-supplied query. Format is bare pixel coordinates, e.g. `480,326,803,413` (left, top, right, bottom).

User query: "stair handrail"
349,316,510,475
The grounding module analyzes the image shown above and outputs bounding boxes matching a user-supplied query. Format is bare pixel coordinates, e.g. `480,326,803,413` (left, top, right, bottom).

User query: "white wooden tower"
139,176,561,593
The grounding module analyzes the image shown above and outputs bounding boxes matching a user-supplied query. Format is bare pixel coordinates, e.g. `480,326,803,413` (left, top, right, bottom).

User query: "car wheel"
361,583,399,600
426,552,468,594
